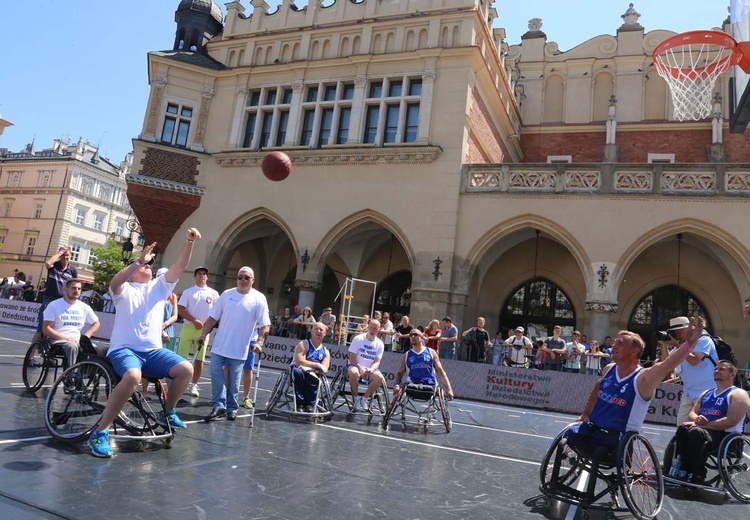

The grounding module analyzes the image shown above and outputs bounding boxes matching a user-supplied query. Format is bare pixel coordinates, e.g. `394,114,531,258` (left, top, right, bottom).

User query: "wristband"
186,239,195,244
133,260,142,267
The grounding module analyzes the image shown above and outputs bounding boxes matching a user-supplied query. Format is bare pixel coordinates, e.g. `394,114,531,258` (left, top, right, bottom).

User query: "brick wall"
126,183,200,253
520,128,750,163
466,87,510,163
141,148,199,185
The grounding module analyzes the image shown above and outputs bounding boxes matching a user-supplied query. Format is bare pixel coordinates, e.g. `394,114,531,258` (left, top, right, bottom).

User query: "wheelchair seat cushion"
405,384,436,400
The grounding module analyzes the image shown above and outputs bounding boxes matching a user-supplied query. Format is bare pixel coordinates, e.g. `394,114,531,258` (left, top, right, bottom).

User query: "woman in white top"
584,340,608,376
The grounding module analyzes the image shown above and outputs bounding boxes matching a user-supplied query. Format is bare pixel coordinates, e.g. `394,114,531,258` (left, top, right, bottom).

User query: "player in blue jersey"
566,317,705,449
673,360,750,483
393,330,454,400
292,322,331,413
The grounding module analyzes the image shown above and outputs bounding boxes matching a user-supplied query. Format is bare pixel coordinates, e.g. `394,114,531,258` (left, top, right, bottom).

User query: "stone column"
416,70,436,143
141,76,168,141
191,87,215,153
347,75,368,144
585,302,617,343
284,81,305,146
708,92,726,162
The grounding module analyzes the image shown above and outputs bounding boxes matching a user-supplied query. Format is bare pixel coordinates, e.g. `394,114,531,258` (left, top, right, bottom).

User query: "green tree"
91,239,124,286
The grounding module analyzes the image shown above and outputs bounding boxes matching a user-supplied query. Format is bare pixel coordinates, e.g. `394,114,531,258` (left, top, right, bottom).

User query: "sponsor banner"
0,300,41,327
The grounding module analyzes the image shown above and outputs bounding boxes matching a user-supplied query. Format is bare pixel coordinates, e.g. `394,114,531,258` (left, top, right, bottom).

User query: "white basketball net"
654,41,734,121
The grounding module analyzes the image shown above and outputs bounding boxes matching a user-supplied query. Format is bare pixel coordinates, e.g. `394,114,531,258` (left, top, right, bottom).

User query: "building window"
547,155,573,164
93,213,104,231
75,208,87,226
364,77,422,145
300,81,355,148
242,87,293,149
25,236,37,256
80,177,94,195
99,185,111,202
38,171,53,187
0,233,5,245
3,199,13,217
70,243,82,263
115,220,125,238
161,102,193,147
33,202,43,219
498,278,576,339
88,247,97,265
6,171,22,188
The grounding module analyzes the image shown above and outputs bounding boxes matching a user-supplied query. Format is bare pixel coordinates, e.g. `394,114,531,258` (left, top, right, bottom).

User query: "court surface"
0,322,742,519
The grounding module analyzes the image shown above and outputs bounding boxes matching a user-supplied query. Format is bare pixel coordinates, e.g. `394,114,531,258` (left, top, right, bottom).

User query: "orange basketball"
261,151,292,181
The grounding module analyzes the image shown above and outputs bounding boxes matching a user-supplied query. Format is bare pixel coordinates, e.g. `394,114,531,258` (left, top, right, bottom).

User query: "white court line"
0,435,50,445
456,420,554,440
318,422,538,466
565,471,590,520
0,336,31,344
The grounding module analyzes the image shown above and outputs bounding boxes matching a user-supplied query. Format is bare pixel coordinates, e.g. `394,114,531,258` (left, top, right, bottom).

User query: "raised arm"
44,246,68,270
165,228,201,284
110,242,156,295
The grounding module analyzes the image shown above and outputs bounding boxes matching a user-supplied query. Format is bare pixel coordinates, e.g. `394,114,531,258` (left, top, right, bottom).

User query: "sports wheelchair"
662,431,750,503
44,346,174,449
381,383,451,434
328,368,390,423
264,367,334,422
540,425,664,520
22,337,70,392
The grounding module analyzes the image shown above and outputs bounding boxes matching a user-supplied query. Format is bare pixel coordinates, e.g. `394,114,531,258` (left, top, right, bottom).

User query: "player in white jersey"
347,319,385,411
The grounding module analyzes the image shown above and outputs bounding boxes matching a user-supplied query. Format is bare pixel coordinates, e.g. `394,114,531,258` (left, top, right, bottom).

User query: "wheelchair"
44,349,174,449
539,425,664,520
662,431,750,503
22,337,65,392
264,367,334,422
328,368,390,423
381,383,451,434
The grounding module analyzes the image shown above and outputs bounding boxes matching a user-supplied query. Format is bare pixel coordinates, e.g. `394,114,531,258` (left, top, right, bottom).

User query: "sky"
0,1,729,163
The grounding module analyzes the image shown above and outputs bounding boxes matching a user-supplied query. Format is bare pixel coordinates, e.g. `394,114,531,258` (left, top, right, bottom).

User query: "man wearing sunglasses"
393,330,454,400
88,228,201,458
200,266,271,422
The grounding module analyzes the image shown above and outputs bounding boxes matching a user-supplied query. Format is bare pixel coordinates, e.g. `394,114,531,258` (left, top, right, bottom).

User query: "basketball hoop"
653,31,750,121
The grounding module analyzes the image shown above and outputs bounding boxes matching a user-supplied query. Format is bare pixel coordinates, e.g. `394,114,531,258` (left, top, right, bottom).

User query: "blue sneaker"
158,409,187,429
88,430,112,458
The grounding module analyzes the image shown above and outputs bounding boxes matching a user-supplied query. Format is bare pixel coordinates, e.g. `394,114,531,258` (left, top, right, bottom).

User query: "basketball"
261,151,292,181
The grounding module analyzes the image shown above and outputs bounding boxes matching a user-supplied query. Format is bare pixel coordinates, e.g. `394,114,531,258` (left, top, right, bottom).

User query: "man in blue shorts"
87,228,201,458
393,330,454,400
292,322,330,413
565,317,704,451
347,319,385,411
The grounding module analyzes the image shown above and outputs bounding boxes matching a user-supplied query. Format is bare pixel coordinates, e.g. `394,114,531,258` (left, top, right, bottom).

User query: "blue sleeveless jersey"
700,387,743,433
589,366,650,434
406,348,437,385
305,339,327,363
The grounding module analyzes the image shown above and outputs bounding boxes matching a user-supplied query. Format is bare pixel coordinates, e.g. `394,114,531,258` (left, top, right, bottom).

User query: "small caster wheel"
401,423,407,431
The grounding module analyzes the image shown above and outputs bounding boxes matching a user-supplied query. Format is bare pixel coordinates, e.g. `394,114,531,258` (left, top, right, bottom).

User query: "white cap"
238,266,254,277
156,267,168,277
515,326,525,333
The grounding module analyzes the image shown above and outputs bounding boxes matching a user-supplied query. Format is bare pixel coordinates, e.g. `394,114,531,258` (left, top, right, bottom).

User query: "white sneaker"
186,383,199,397
361,396,370,411
352,396,362,412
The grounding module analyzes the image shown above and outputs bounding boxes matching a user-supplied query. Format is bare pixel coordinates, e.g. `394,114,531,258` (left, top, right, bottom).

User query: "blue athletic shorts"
243,350,256,370
108,347,185,379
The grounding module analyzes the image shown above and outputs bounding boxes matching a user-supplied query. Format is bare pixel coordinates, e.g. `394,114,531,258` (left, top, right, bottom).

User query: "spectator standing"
438,317,458,360
319,306,336,342
424,319,442,351
393,315,414,353
462,317,491,363
295,306,316,340
177,266,220,398
89,282,107,311
504,327,533,367
0,278,9,299
379,312,395,352
563,331,585,373
32,247,78,344
542,325,567,371
584,340,607,375
491,331,505,366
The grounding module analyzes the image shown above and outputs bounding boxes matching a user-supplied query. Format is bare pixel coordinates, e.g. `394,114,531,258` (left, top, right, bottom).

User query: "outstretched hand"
685,316,705,350
186,228,202,241
139,242,157,264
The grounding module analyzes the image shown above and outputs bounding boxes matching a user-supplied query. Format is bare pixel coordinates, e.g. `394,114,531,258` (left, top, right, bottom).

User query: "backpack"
704,334,738,367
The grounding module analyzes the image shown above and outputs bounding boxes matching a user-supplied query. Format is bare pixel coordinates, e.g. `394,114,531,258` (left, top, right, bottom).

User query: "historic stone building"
0,139,134,283
127,0,750,363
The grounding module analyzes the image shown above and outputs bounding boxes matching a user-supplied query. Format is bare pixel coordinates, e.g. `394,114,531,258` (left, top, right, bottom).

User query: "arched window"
375,271,412,317
499,278,575,339
628,285,710,361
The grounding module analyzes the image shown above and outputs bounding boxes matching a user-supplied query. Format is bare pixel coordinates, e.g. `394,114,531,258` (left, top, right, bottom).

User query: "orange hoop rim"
653,30,743,79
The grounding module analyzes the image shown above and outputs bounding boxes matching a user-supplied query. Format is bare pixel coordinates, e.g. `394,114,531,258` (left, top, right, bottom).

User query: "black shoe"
227,410,237,421
304,405,315,413
204,408,226,422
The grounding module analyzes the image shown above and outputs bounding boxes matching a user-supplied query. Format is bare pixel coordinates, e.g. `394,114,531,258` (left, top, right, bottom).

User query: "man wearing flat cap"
661,316,718,424
177,266,220,398
199,267,271,422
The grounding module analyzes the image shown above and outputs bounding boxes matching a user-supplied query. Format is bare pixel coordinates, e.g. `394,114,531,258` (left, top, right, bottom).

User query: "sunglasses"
237,275,252,281
409,333,421,337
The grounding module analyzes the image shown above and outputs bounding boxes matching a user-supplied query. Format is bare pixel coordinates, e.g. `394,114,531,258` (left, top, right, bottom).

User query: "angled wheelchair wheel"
265,371,288,415
718,434,750,503
23,340,50,392
438,389,451,433
373,379,391,414
116,383,163,435
382,386,402,431
540,429,582,490
617,432,663,520
329,369,345,404
45,360,113,443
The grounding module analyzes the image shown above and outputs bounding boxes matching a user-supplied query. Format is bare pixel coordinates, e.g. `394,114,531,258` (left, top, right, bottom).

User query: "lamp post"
121,219,142,264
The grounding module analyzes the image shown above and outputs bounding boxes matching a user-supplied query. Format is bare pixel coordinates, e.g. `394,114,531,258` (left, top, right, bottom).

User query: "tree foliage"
90,239,124,286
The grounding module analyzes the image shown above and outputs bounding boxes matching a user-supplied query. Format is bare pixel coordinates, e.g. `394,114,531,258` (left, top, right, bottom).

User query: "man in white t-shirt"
199,266,271,422
504,326,533,367
42,278,100,372
177,266,220,397
87,228,201,458
347,319,385,411
379,312,395,352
